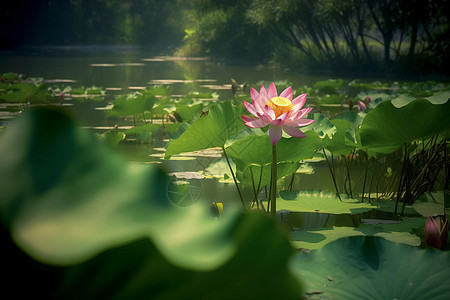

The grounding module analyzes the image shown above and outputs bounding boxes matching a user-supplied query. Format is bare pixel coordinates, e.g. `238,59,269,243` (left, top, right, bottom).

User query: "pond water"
0,46,388,218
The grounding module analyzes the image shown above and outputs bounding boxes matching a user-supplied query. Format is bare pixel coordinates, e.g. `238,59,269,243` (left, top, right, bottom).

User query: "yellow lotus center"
266,97,293,118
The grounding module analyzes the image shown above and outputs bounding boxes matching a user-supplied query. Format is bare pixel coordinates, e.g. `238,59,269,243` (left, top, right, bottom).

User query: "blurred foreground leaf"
0,108,301,299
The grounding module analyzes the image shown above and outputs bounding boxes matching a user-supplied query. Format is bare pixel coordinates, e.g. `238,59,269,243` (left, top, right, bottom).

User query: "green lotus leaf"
362,217,426,232
290,224,421,250
391,93,416,108
323,119,357,155
332,111,365,127
108,92,157,117
1,72,20,81
413,192,446,217
98,130,125,147
314,78,344,94
204,156,234,180
371,200,417,215
86,86,104,95
426,90,450,104
0,109,302,298
144,85,172,97
316,94,345,104
185,91,218,99
290,236,450,299
226,131,321,168
301,113,336,139
173,103,204,122
359,99,450,154
125,123,162,135
276,190,378,214
0,82,49,103
165,101,244,159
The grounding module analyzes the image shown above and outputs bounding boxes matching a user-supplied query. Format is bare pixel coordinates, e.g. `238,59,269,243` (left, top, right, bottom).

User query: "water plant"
241,82,315,217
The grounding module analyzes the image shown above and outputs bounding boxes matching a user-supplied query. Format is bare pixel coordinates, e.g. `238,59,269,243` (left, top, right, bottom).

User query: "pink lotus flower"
358,101,366,111
425,213,448,250
241,82,315,145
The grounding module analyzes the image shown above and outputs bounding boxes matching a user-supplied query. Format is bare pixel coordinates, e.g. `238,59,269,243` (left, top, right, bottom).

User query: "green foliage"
291,236,450,299
165,101,244,159
98,130,125,147
226,132,321,168
359,98,450,154
108,86,171,117
323,119,356,155
178,0,273,61
314,79,345,95
0,82,50,103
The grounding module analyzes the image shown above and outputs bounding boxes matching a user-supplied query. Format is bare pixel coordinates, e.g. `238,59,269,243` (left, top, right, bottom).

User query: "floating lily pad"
276,190,378,214
290,222,421,250
0,82,49,103
413,192,446,217
290,236,450,299
371,200,417,215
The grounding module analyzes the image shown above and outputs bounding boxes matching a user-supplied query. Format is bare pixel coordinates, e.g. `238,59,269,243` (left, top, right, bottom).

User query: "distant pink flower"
358,101,366,111
364,96,372,104
241,82,314,145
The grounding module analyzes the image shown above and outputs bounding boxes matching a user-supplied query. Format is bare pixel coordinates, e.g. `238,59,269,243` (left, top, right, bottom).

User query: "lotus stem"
345,151,354,198
249,166,264,210
368,158,377,202
361,151,369,203
323,149,342,201
289,172,295,191
270,144,277,219
222,146,245,209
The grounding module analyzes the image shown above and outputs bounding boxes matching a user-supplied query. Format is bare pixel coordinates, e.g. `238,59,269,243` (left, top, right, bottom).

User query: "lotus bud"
358,101,366,112
210,202,223,218
425,213,448,249
364,96,372,104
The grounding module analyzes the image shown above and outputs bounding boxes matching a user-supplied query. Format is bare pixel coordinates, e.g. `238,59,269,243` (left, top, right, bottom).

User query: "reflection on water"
0,46,326,97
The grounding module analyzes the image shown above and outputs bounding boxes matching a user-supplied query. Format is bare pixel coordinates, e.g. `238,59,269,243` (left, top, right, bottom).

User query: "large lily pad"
276,190,378,214
359,99,450,154
0,109,301,298
108,92,158,117
290,236,450,299
413,192,447,217
0,82,50,103
165,101,243,159
323,119,357,155
290,224,421,250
